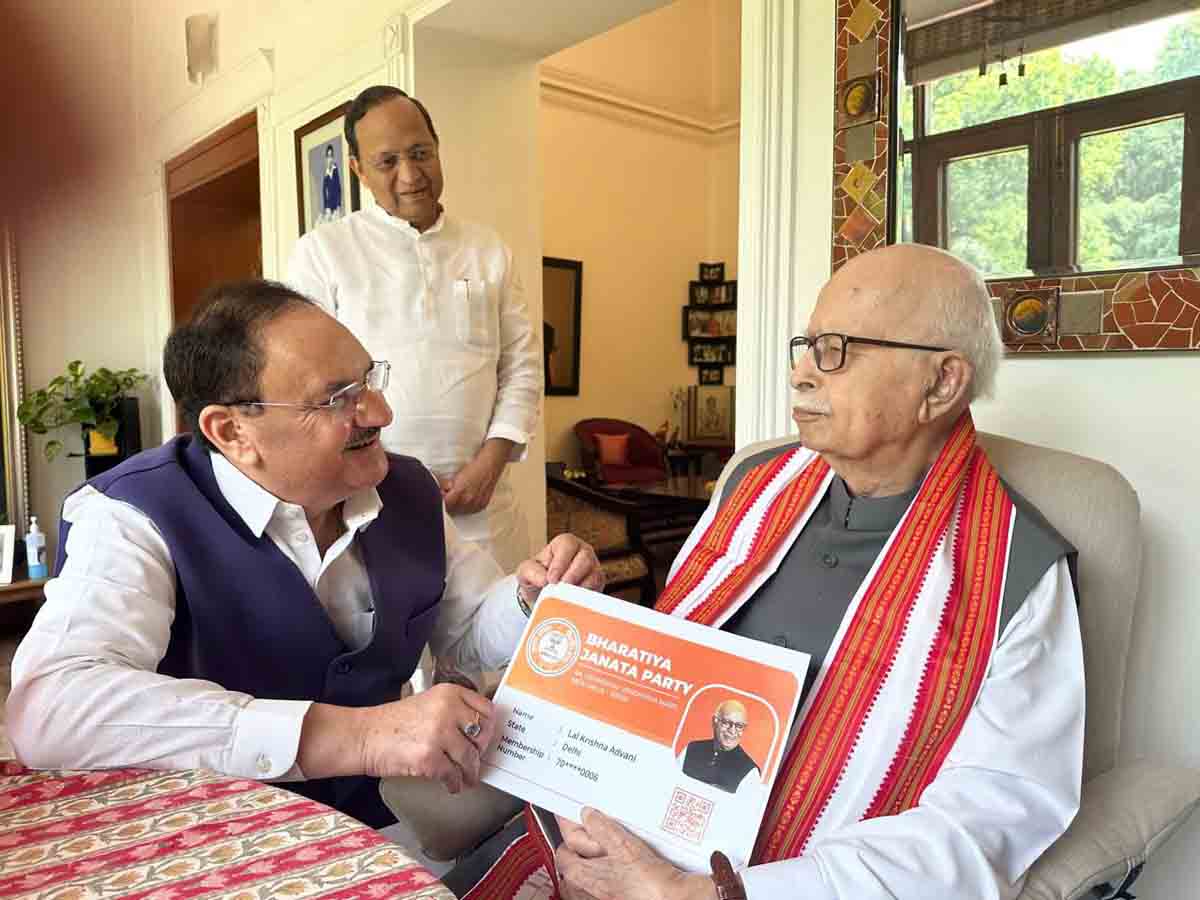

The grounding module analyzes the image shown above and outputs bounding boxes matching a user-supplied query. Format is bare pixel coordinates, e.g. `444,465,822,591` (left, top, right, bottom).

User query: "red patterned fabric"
0,763,453,899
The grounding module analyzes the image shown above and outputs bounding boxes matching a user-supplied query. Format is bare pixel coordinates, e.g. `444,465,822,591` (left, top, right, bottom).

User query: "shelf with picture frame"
688,337,736,367
681,305,737,342
687,280,737,307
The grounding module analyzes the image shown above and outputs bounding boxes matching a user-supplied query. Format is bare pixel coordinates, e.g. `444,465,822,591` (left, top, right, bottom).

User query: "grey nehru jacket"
719,442,1076,706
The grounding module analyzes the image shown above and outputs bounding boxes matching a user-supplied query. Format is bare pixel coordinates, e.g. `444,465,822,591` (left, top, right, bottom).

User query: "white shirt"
288,208,540,571
7,451,529,782
739,558,1084,900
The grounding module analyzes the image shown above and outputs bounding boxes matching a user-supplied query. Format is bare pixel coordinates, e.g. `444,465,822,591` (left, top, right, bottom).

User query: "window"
1076,116,1186,270
945,147,1030,276
903,12,1200,277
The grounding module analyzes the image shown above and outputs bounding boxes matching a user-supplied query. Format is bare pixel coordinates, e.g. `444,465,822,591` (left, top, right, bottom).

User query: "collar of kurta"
207,449,381,540
368,204,447,236
828,475,921,532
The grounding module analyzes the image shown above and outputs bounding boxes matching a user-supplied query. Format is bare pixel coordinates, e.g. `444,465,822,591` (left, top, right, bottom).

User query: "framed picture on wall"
688,281,737,307
687,385,735,442
0,524,14,585
683,307,737,339
698,364,724,385
543,257,583,396
295,101,362,235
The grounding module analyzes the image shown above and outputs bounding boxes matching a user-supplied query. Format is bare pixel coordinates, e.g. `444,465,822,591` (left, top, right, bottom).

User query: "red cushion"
594,433,630,466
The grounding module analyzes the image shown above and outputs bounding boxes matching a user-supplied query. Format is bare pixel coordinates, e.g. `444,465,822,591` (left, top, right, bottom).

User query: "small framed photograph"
683,307,737,340
0,524,15,585
688,338,736,366
688,281,737,307
698,261,725,283
295,101,362,235
698,364,724,385
687,385,735,442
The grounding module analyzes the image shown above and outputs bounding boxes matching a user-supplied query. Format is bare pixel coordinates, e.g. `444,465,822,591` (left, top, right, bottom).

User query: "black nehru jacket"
682,739,760,794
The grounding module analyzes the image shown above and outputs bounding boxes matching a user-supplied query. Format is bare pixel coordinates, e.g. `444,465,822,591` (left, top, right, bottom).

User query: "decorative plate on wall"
1003,286,1060,345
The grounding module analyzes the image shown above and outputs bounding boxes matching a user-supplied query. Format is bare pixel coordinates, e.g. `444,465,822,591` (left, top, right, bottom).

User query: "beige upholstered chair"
717,432,1200,899
384,432,1200,891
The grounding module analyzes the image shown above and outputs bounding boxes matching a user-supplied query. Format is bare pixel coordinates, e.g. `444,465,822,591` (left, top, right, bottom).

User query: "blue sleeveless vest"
57,435,446,827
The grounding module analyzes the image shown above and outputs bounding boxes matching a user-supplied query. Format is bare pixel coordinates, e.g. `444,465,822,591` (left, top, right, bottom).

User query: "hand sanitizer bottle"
25,516,48,579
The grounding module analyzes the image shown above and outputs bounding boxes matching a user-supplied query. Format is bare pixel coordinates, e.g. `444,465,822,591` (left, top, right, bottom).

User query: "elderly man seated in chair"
7,280,603,831
451,244,1083,900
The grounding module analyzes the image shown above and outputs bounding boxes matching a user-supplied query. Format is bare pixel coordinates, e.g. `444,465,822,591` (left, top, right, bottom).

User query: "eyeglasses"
714,716,747,734
369,146,438,171
230,361,390,418
789,333,950,373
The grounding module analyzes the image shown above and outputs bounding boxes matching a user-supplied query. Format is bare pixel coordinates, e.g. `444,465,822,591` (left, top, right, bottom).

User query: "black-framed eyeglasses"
228,360,390,418
714,716,747,734
789,334,949,373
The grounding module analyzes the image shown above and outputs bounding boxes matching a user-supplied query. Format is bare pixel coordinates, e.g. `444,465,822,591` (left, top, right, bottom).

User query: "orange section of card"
506,594,801,781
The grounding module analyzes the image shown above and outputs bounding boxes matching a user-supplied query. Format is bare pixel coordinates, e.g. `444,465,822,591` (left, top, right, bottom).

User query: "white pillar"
736,0,836,445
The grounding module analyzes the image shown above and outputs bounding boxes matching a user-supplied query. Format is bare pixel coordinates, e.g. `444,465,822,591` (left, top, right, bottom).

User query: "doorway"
166,111,262,328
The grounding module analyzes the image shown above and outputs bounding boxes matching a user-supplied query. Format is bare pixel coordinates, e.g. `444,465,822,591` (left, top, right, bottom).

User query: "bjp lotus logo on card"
526,618,582,677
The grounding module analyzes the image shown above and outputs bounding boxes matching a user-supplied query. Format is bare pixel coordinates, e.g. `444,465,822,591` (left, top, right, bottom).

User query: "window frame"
905,74,1200,276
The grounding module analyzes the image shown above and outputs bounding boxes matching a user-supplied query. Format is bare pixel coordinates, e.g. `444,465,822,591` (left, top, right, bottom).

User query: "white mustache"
792,403,831,416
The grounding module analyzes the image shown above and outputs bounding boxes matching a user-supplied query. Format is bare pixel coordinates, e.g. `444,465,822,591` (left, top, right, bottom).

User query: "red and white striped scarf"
469,412,1013,896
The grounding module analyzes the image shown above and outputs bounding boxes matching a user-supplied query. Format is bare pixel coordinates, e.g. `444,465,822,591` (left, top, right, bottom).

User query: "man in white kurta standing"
289,86,540,581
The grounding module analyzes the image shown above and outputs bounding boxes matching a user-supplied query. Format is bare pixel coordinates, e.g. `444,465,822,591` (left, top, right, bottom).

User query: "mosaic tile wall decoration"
831,0,891,273
987,268,1200,352
832,2,1199,352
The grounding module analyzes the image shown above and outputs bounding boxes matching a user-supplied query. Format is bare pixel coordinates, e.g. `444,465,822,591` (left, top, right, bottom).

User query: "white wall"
14,1,145,551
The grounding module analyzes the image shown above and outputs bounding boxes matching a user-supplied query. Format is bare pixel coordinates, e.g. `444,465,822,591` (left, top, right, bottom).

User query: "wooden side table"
0,575,46,607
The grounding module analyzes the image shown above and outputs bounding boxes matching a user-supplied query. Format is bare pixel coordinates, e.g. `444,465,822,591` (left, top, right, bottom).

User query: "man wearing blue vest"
8,279,603,830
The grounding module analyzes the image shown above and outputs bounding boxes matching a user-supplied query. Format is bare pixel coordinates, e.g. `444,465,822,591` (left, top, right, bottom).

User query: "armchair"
574,418,667,484
716,432,1200,899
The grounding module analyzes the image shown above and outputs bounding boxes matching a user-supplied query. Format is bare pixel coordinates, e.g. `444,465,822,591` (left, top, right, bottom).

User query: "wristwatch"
516,582,534,617
709,851,747,900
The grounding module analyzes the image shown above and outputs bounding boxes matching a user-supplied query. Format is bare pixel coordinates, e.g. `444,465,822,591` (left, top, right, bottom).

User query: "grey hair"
922,258,1003,403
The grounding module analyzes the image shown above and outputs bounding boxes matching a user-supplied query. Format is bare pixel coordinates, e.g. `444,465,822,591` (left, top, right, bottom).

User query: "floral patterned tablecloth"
0,762,455,899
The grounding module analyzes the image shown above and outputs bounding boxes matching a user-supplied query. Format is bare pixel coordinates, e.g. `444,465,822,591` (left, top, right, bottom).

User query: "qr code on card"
661,787,714,844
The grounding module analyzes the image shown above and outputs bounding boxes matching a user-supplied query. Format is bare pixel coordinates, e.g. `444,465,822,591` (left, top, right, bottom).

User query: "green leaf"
44,439,63,462
96,420,119,441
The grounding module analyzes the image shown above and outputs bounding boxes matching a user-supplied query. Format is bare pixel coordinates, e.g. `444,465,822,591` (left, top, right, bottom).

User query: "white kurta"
665,472,1085,899
288,208,541,572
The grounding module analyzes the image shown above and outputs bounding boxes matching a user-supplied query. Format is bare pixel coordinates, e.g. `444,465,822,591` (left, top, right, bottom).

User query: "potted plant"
18,360,149,463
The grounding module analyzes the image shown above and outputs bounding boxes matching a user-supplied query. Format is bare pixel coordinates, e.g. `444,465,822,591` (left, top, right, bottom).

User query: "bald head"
712,699,749,750
826,245,1001,401
714,699,747,719
792,245,999,496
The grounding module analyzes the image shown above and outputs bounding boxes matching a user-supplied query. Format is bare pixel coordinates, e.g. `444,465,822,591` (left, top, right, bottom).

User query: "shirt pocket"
452,278,497,350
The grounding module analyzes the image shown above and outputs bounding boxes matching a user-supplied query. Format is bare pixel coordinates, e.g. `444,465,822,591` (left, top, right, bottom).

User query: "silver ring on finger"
461,714,482,741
